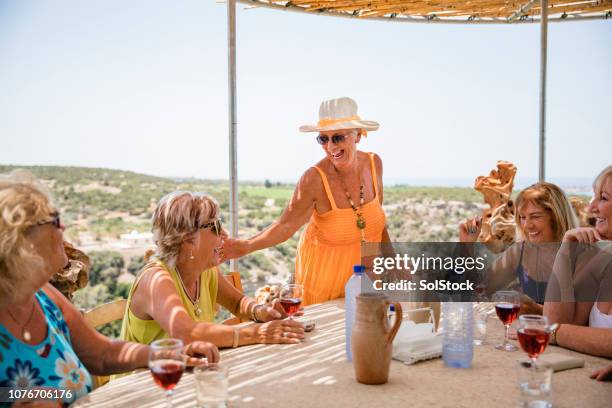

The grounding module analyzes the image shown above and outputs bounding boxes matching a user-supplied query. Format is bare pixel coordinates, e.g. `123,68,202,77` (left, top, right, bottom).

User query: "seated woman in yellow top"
223,97,389,305
120,191,304,348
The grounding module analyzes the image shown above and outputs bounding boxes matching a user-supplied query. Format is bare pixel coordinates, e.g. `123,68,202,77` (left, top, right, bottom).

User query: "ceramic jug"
351,293,402,385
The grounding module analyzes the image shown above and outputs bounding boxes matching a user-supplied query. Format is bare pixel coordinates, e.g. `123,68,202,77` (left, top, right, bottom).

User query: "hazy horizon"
0,161,598,192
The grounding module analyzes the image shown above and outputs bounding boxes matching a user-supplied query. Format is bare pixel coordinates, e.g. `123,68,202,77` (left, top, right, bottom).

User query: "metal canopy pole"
539,0,548,182
228,0,238,271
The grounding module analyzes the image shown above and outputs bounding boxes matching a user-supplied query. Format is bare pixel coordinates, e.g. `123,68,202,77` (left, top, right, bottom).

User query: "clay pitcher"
351,293,402,385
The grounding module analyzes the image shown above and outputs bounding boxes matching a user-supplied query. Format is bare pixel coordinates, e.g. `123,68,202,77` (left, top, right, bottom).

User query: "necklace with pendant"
333,165,367,243
7,300,36,342
175,266,202,317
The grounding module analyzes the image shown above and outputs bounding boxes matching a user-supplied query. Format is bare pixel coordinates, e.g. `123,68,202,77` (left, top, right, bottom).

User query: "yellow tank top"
119,260,218,345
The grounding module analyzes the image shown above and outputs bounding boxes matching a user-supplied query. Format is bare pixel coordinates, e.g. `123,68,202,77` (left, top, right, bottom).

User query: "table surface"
73,300,611,408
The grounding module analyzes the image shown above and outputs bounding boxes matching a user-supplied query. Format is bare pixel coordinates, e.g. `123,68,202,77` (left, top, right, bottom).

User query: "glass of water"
194,363,229,408
473,310,488,346
516,361,552,408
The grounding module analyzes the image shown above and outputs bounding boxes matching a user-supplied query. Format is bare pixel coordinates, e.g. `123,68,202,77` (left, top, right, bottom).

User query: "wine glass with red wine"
280,284,303,319
518,315,550,368
149,338,185,408
493,290,520,351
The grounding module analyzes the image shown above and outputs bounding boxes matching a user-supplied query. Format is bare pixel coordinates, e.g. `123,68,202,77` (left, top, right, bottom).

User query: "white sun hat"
299,97,379,134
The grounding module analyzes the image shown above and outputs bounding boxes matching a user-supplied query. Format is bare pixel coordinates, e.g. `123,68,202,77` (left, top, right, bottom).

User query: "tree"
127,255,145,275
88,251,125,287
264,179,272,188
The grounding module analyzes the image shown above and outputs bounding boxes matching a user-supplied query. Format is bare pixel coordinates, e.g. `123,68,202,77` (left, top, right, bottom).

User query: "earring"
190,249,195,260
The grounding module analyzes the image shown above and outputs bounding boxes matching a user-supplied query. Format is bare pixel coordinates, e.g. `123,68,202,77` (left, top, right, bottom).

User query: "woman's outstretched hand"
222,238,251,260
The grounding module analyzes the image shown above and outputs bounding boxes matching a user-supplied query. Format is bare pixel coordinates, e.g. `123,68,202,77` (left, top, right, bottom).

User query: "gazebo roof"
238,0,612,24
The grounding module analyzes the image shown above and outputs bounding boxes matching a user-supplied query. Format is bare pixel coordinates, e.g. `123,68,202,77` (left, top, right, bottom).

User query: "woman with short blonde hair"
151,191,220,268
120,191,304,349
0,171,218,403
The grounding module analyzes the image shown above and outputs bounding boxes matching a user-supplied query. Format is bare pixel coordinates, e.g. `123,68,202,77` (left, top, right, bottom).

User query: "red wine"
495,303,520,325
281,298,302,316
517,328,550,358
150,360,184,390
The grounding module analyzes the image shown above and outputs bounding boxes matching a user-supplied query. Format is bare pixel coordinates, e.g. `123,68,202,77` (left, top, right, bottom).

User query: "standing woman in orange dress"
223,97,389,305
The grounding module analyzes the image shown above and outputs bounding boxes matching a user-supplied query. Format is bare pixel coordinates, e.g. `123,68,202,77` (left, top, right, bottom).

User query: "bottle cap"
353,265,365,274
389,304,395,312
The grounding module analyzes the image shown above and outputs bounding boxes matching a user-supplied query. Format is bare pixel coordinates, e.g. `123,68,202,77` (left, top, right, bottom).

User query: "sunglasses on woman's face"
37,212,61,229
316,134,346,145
200,219,222,236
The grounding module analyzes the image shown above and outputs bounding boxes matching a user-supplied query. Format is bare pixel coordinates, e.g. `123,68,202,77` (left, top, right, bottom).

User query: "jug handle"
386,301,403,345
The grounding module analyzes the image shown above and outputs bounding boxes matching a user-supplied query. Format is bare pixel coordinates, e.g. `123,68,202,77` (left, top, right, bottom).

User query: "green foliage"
114,282,132,300
384,186,482,204
241,186,294,200
88,251,124,292
127,255,145,275
72,284,112,311
238,252,273,272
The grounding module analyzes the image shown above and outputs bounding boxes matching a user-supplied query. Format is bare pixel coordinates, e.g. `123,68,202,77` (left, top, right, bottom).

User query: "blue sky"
0,1,610,187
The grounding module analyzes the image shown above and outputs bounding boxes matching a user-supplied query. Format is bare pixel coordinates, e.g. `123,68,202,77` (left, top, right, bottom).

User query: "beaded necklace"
333,165,367,243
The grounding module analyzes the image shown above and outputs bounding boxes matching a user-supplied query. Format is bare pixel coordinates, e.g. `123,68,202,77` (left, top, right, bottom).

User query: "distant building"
118,230,154,249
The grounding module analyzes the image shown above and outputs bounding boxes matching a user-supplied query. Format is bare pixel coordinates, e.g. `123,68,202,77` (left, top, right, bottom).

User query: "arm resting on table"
556,324,612,359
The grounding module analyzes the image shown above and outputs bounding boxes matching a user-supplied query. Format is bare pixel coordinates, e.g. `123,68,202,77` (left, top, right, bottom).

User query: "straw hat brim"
299,120,379,133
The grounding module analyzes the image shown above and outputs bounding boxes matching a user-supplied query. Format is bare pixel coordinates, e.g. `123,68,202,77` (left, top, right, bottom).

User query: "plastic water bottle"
388,304,396,322
345,265,372,361
442,302,473,368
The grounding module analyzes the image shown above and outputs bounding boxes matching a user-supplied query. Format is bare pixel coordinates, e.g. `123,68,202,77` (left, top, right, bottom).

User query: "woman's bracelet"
232,326,239,348
251,304,265,323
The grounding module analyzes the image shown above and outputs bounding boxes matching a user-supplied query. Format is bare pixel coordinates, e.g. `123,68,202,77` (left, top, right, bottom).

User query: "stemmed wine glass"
149,338,185,408
493,290,520,351
280,284,303,319
517,315,550,368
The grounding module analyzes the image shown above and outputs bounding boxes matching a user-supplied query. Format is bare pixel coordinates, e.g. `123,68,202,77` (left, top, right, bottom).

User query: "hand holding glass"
280,284,303,319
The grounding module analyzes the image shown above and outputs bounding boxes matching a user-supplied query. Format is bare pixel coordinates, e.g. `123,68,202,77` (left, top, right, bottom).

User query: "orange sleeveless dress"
295,152,387,305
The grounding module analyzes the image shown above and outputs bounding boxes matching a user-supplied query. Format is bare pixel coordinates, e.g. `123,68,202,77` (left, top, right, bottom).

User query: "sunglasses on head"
200,219,222,236
37,212,61,229
316,134,346,145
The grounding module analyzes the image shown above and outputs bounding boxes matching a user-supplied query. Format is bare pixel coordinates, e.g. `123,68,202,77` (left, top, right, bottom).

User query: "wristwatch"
549,323,560,345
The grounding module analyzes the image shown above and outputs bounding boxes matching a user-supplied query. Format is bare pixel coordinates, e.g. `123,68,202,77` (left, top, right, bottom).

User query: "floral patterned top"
0,289,92,406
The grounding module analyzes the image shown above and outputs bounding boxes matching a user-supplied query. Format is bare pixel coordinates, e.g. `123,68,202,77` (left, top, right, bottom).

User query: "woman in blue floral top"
0,171,219,406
